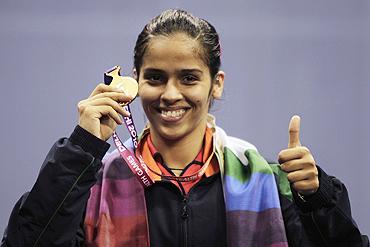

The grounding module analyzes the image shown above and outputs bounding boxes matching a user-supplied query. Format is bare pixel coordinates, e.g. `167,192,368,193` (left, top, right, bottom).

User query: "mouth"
155,107,189,122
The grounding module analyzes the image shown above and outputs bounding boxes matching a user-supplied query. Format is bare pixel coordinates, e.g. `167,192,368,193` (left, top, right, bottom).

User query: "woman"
2,9,368,247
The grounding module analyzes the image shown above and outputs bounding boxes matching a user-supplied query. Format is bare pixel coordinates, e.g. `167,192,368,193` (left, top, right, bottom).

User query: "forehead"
141,32,208,71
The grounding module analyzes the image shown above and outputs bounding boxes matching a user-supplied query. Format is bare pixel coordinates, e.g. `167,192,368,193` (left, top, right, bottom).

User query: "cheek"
138,84,158,102
186,92,210,109
137,82,145,97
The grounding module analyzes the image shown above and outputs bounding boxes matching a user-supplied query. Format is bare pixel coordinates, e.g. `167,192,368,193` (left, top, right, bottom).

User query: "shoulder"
97,139,135,180
208,115,257,155
102,138,133,165
215,125,293,199
214,126,257,157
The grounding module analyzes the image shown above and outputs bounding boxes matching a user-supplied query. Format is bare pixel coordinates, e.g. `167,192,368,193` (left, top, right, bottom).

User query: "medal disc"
104,66,138,104
110,76,138,100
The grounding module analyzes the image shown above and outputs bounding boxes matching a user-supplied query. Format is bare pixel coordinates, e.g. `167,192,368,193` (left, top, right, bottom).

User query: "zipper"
32,157,96,247
178,175,217,247
182,196,189,247
166,174,216,247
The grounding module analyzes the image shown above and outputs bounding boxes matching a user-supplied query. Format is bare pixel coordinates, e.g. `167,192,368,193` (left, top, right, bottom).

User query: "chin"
156,126,188,142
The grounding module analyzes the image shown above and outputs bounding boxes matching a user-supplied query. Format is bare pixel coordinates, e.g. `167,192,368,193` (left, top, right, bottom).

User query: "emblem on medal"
104,65,138,105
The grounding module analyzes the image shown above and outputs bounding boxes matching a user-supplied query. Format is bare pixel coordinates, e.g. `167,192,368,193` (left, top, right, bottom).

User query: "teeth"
161,109,186,118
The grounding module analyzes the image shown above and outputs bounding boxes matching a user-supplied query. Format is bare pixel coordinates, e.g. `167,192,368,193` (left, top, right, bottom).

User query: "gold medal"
104,65,138,105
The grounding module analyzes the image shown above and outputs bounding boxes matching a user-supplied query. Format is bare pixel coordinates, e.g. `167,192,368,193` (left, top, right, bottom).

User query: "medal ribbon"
111,105,215,188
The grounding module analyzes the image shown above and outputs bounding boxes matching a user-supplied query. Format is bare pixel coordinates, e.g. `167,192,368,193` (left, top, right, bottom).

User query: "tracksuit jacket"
1,125,369,247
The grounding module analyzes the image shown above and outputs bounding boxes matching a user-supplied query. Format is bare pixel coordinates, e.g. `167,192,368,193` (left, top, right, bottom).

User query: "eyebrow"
180,69,203,75
142,68,164,74
143,68,203,75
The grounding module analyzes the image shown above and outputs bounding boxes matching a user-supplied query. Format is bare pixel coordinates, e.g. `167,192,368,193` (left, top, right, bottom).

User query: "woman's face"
138,32,224,143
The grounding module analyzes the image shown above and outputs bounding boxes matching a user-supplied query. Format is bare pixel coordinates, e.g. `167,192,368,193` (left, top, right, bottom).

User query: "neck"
150,124,207,170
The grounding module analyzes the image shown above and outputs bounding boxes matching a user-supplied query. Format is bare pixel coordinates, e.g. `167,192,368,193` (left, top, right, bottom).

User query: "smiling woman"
138,33,224,171
1,9,368,247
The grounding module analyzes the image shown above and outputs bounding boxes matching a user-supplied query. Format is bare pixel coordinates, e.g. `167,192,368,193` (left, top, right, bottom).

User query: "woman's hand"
278,115,319,196
77,83,133,141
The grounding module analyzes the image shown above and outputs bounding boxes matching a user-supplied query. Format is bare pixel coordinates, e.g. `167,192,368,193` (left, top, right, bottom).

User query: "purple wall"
1,0,369,236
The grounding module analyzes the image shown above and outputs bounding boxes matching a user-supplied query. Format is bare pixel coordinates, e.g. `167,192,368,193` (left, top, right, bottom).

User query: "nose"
160,80,183,104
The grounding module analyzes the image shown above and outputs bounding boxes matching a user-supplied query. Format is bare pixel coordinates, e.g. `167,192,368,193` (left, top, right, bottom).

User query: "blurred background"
1,0,369,237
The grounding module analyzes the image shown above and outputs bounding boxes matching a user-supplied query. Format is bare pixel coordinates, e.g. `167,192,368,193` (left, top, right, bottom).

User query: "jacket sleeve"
1,126,110,247
281,165,369,247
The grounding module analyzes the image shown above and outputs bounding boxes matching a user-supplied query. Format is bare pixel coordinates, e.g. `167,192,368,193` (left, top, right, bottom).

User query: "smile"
159,108,188,122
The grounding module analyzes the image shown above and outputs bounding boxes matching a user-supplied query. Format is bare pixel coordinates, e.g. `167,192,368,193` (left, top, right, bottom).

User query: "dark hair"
133,9,221,79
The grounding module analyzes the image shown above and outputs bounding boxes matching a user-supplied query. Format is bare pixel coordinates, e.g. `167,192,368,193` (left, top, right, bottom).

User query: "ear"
129,68,138,82
131,68,141,97
131,68,138,81
211,71,225,99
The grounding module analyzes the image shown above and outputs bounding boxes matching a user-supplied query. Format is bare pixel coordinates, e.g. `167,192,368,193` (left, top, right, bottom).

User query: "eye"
182,74,198,84
144,73,165,85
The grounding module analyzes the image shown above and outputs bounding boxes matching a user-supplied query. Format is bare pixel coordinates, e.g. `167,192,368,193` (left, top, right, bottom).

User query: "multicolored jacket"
85,115,289,246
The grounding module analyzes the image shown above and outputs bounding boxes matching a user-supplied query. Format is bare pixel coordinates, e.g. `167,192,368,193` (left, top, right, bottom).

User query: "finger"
280,159,305,173
288,115,301,148
87,97,130,117
278,146,309,163
89,83,129,97
97,105,123,125
89,91,133,106
291,179,319,194
286,170,312,183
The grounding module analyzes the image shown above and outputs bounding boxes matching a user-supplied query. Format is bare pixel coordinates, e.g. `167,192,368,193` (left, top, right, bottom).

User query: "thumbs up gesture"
278,115,319,196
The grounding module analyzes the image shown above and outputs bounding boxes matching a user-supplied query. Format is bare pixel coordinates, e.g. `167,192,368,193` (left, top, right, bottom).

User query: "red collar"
146,134,204,168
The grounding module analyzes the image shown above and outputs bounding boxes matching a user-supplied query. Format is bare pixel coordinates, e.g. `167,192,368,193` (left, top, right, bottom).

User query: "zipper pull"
182,197,188,219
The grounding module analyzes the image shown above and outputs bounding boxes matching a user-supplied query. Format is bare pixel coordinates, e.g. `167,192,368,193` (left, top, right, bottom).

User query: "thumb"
288,115,301,148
